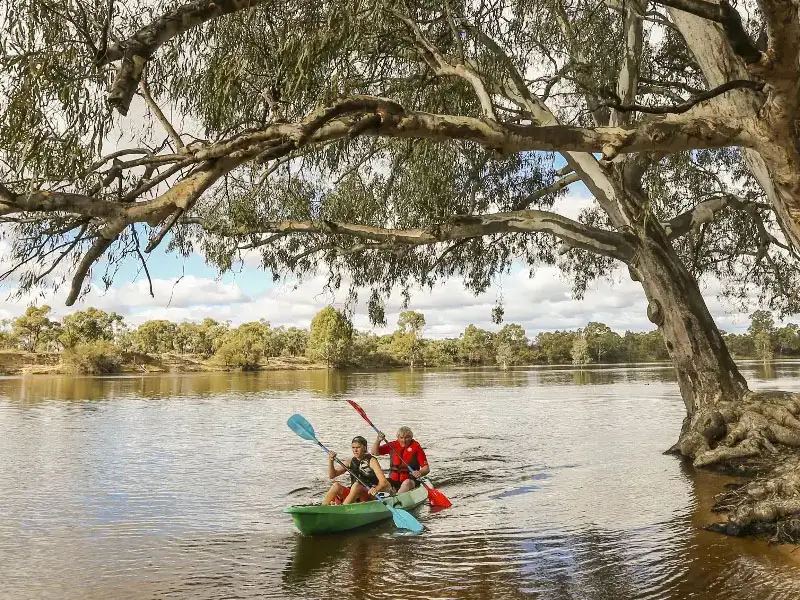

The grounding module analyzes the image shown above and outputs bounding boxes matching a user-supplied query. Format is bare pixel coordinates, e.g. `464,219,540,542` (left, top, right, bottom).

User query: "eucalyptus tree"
306,306,353,367
3,0,800,537
495,323,528,368
396,309,426,367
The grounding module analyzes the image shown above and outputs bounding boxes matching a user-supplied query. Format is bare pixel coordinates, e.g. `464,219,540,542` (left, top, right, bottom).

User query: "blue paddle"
287,413,424,533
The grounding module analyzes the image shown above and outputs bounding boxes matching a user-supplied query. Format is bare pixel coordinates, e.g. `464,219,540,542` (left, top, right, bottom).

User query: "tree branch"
131,225,155,298
96,0,115,63
185,208,638,262
139,75,185,150
0,189,126,220
103,0,273,114
663,194,790,257
756,0,800,80
462,23,554,125
651,0,763,64
606,79,764,115
611,0,646,127
190,95,753,162
512,173,580,210
144,208,183,252
31,223,90,286
237,233,288,250
389,8,498,120
66,234,117,305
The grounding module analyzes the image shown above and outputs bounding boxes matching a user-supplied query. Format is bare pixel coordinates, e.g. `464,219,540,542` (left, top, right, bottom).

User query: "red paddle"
346,399,452,509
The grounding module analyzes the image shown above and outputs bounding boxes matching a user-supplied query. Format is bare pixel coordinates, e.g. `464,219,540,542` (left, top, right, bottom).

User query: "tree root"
677,391,800,543
705,448,800,543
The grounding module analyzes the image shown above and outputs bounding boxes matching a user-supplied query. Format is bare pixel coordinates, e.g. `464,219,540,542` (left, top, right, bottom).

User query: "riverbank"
0,350,327,375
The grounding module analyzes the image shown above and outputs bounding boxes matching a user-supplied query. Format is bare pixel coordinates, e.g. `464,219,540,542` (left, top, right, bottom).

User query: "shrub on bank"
62,340,123,374
214,331,263,370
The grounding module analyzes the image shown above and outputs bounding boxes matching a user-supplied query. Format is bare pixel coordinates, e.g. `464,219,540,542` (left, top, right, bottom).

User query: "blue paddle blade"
287,414,317,442
384,504,424,533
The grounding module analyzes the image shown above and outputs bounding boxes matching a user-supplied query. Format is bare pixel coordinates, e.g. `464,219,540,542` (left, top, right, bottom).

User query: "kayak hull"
284,483,429,535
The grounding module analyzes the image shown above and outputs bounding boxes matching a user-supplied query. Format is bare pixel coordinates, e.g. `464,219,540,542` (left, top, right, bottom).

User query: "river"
2,362,800,599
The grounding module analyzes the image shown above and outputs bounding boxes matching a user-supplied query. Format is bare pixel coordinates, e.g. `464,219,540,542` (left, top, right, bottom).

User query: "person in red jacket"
371,426,430,494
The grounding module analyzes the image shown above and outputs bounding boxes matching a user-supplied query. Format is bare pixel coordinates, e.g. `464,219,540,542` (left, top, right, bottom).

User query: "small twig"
140,74,185,150
131,225,154,298
145,208,184,252
606,79,764,114
167,269,185,308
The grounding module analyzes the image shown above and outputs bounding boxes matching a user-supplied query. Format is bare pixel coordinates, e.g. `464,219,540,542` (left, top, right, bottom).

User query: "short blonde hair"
397,426,413,437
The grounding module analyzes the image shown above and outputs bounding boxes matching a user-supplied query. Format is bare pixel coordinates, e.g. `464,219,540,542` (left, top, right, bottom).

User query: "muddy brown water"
2,362,800,599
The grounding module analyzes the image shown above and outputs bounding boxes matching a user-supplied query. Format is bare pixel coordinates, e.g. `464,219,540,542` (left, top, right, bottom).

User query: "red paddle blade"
426,486,452,509
346,399,374,427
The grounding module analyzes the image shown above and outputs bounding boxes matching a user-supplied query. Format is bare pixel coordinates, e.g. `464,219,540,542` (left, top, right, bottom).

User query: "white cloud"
0,183,791,337
0,260,786,337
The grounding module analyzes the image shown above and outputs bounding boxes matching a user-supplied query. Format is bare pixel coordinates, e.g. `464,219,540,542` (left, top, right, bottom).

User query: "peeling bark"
184,209,638,262
103,0,273,114
668,4,800,251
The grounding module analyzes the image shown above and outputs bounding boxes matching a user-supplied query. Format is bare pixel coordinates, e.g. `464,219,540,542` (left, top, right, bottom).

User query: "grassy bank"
0,350,327,376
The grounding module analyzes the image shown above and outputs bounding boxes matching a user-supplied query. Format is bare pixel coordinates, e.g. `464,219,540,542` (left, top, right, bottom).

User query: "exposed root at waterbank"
670,390,800,544
706,448,800,543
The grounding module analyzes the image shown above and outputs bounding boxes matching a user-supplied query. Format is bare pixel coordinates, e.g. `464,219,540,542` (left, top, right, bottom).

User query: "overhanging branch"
184,209,637,263
102,0,273,114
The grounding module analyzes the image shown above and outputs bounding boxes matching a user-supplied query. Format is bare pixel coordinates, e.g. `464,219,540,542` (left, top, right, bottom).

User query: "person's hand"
411,470,422,478
328,451,337,462
377,431,386,441
368,485,378,496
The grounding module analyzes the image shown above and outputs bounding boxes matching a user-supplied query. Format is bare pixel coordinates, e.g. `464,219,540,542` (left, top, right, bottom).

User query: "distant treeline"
0,305,797,374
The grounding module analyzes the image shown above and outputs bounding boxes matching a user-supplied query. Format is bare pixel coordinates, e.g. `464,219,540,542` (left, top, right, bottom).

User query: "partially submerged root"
673,391,800,543
677,391,800,468
706,448,800,543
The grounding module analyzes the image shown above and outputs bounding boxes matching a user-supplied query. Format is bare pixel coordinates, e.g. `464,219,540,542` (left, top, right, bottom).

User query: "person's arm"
328,452,348,479
412,446,430,479
368,456,391,495
371,432,387,455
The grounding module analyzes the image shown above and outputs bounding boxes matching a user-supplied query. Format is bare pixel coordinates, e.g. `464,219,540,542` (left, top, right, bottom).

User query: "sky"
0,191,784,339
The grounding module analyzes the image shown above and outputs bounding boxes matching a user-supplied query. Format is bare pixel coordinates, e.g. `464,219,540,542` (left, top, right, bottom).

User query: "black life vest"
348,453,379,487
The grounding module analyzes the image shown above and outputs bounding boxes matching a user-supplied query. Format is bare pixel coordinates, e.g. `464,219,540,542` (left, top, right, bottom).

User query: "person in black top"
322,435,391,505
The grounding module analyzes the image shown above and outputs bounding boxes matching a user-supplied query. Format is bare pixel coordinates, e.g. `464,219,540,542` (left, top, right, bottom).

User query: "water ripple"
2,365,800,599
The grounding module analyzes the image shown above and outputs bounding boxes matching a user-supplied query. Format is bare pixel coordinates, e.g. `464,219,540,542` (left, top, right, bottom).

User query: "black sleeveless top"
348,453,379,487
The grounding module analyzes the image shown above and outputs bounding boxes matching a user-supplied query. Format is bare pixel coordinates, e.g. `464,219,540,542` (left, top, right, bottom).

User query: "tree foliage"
132,319,178,354
62,340,122,374
495,323,528,368
1,0,798,323
214,321,269,370
571,335,590,366
60,307,125,349
11,305,59,352
306,306,353,368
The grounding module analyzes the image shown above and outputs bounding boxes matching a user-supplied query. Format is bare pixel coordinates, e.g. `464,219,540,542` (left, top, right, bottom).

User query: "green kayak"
284,483,429,535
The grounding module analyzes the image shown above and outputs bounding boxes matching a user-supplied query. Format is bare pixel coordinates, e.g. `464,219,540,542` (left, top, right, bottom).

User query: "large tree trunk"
629,228,800,541
630,231,747,450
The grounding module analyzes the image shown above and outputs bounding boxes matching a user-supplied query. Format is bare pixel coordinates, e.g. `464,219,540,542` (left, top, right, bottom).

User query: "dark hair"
351,436,368,447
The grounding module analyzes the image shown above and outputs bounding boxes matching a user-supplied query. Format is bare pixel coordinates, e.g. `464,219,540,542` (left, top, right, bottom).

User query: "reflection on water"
1,361,800,600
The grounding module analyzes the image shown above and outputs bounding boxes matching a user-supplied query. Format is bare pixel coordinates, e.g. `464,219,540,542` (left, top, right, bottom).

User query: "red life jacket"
387,440,425,482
